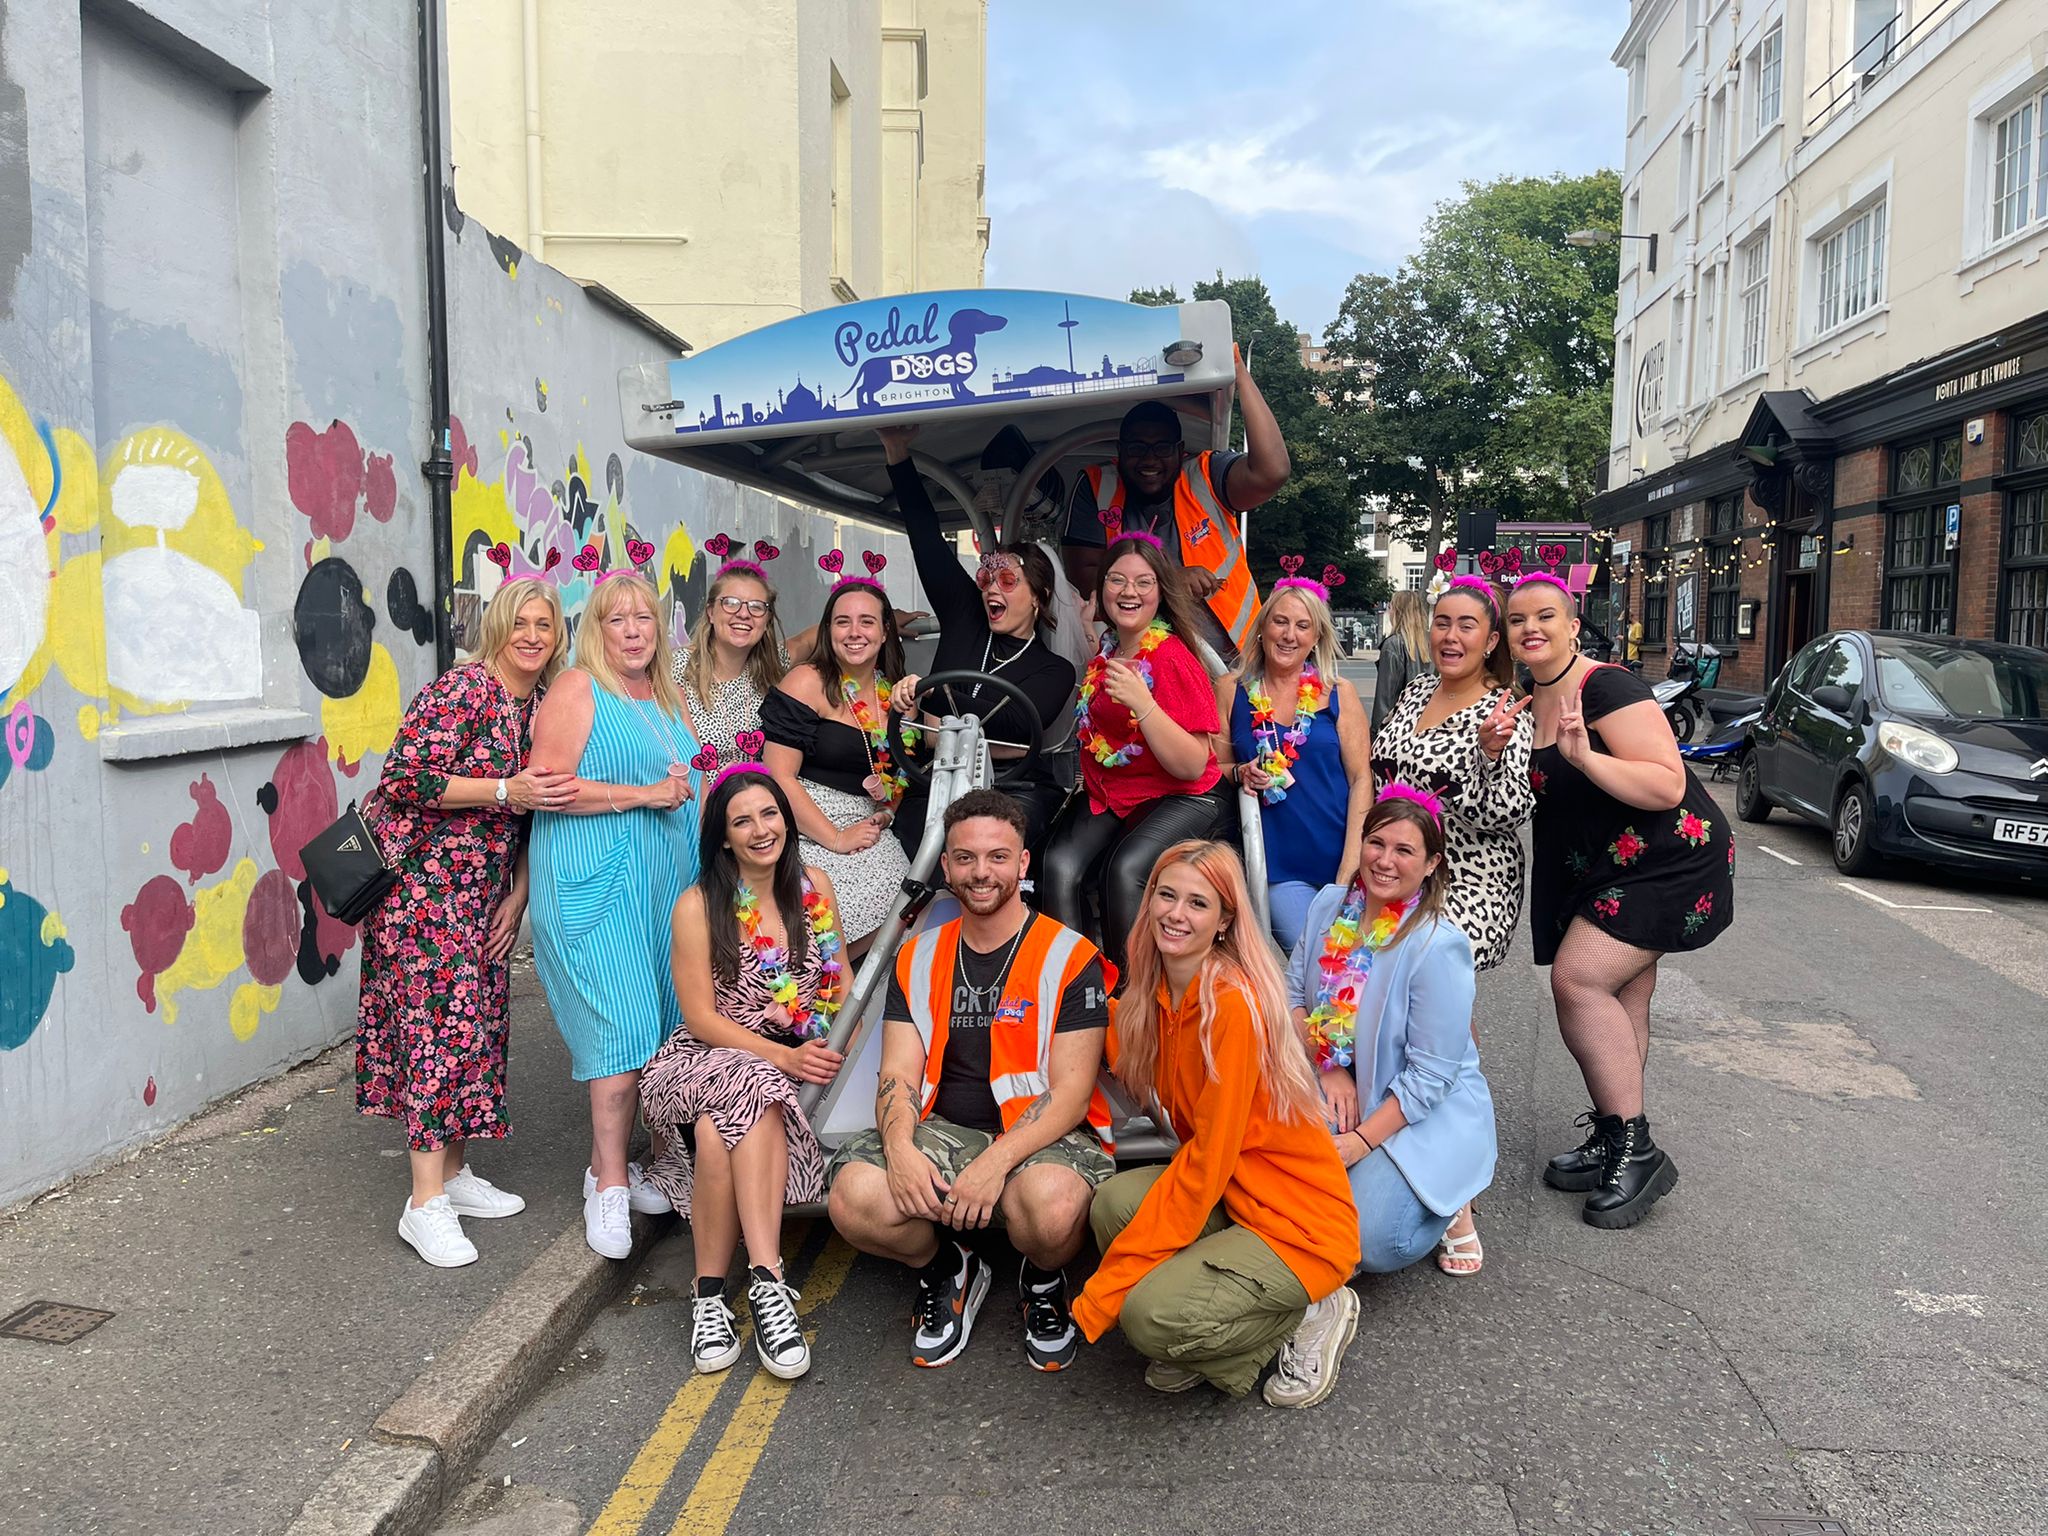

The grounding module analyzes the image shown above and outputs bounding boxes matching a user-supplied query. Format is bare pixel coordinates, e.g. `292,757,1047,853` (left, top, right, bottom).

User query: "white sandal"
1436,1209,1483,1277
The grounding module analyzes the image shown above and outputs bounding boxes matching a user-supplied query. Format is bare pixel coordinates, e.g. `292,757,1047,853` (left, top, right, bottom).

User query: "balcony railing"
1806,0,1961,133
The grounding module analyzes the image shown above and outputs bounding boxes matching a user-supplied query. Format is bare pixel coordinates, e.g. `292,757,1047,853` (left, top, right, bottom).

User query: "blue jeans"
1350,1147,1454,1275
1268,880,1321,956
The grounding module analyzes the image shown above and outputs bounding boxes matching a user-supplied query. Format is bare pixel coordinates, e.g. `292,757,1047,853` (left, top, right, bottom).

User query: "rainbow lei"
1246,666,1328,805
734,877,845,1043
1075,620,1169,769
843,678,914,807
1304,885,1414,1071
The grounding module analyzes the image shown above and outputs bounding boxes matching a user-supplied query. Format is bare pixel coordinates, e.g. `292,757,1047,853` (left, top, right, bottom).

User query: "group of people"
350,378,1734,1406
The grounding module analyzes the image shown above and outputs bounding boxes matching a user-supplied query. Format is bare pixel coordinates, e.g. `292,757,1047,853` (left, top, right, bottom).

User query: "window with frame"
1706,89,1727,185
1641,512,1671,644
1629,53,1647,122
1695,267,1719,400
1749,25,1783,141
1990,88,2047,244
1883,429,1962,634
1816,200,1887,335
1704,493,1743,644
1737,229,1770,374
2002,409,2048,648
1403,562,1427,592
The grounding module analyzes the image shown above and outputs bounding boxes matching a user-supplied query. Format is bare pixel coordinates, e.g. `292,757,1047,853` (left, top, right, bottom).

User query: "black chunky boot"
1581,1114,1677,1229
1543,1110,1617,1192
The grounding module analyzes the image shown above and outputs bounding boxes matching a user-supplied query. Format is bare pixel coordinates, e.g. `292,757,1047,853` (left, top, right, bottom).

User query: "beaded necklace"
1074,620,1169,769
842,677,913,805
1245,665,1328,805
1303,884,1415,1071
734,877,845,1042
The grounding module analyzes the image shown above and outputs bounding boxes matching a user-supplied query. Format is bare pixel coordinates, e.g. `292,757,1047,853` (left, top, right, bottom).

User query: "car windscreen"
1874,639,2048,720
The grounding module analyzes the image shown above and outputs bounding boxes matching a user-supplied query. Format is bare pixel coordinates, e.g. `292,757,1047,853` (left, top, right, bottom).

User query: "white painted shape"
110,462,202,531
1894,1289,1986,1318
1836,880,1992,914
102,546,262,702
1756,843,1800,865
0,436,53,694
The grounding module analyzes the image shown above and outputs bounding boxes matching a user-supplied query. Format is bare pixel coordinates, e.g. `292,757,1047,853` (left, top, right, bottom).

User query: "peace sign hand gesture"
1477,693,1530,760
1555,693,1591,768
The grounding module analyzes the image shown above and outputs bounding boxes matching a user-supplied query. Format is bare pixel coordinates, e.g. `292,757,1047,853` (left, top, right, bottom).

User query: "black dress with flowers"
1527,666,1733,966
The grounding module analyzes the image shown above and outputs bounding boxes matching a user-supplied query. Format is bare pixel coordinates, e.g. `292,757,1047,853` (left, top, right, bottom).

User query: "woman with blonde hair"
357,577,572,1267
675,549,790,771
1372,589,1433,732
529,570,704,1260
1075,841,1361,1408
1217,566,1373,950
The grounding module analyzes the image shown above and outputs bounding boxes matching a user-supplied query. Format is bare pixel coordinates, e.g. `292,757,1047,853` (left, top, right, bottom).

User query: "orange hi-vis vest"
895,912,1115,1151
1086,450,1260,651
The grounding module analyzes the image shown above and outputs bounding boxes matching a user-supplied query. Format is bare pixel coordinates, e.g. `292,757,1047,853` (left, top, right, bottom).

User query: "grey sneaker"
1143,1359,1206,1393
1261,1286,1360,1408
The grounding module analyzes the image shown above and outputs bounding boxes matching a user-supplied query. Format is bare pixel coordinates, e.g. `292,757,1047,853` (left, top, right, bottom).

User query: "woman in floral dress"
1507,573,1733,1233
640,769,847,1381
357,578,574,1269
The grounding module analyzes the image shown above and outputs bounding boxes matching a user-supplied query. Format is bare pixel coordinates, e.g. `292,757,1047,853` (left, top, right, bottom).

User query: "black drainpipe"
417,0,457,672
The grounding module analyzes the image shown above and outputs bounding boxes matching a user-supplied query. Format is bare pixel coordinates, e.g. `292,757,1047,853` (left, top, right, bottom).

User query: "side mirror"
1812,684,1853,714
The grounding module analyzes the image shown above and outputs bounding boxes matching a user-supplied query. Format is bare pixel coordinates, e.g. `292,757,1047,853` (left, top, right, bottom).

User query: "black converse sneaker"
747,1264,810,1380
911,1242,990,1368
689,1279,743,1374
1019,1262,1079,1372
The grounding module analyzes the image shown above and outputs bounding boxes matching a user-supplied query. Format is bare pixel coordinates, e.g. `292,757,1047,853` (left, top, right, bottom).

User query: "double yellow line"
587,1227,860,1536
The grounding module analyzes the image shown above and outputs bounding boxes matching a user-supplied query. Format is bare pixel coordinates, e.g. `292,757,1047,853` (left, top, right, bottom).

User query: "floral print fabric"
356,661,536,1150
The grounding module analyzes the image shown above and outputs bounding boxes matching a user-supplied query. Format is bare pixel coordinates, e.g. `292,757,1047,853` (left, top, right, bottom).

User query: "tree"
1323,170,1622,564
1130,275,1391,609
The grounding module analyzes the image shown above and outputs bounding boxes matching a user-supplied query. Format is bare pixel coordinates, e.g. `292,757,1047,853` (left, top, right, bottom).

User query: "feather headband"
1441,573,1501,610
1376,781,1445,823
1510,570,1574,599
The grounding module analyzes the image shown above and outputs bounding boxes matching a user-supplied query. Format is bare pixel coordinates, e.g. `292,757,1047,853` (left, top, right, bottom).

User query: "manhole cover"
0,1301,115,1344
1748,1519,1849,1535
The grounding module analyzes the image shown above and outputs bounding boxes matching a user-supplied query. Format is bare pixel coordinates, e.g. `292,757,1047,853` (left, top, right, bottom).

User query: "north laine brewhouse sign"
1933,354,2025,403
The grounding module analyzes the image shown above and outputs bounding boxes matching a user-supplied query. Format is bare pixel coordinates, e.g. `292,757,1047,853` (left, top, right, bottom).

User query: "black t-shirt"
884,932,1109,1134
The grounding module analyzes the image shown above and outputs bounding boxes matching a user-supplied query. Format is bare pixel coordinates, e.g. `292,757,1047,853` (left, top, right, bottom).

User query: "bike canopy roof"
617,289,1237,528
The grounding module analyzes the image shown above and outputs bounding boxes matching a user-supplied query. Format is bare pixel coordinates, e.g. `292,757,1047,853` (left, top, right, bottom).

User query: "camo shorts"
826,1113,1114,1190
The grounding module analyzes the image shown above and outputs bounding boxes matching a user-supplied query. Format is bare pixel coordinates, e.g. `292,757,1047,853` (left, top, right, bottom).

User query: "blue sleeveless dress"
531,684,702,1080
1230,681,1351,950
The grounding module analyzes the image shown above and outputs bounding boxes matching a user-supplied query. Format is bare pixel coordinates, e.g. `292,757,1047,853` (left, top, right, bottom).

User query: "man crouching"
826,788,1114,1370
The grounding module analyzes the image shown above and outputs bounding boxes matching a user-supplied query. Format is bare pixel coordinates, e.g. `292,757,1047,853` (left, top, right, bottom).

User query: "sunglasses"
718,595,770,617
976,558,1024,594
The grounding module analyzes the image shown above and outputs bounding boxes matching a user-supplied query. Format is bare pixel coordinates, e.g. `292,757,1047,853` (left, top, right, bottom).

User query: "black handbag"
300,801,398,925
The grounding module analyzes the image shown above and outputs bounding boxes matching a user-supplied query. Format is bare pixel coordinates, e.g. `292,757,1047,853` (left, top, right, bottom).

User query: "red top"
1080,632,1222,817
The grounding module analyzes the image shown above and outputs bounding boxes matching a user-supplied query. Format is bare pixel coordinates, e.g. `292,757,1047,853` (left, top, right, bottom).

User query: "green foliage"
1128,273,1391,608
1324,170,1622,560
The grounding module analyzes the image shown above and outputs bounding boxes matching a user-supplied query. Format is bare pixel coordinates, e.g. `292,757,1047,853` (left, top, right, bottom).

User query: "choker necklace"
1532,657,1578,688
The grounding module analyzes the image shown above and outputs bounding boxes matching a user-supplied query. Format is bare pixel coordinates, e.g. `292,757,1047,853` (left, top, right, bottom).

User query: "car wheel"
1668,704,1697,744
1831,780,1882,876
1736,749,1770,822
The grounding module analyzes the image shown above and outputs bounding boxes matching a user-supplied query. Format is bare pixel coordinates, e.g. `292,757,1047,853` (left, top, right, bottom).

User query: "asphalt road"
434,771,2048,1536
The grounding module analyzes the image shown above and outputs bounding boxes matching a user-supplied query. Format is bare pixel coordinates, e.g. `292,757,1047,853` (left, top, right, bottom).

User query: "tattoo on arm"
1009,1092,1052,1133
877,1076,912,1137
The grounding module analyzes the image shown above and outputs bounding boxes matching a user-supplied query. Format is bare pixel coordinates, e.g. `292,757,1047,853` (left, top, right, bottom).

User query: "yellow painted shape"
665,1239,858,1536
660,525,696,588
99,427,263,595
322,643,401,764
310,535,333,565
157,858,259,1026
38,909,67,944
450,457,520,567
15,549,109,704
49,426,100,535
0,375,52,514
228,981,282,1042
78,705,102,741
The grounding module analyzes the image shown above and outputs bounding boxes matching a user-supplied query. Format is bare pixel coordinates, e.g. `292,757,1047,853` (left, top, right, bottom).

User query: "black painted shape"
294,557,377,698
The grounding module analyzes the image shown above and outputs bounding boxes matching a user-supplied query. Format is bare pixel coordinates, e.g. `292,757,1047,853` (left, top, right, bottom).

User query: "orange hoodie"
1074,981,1360,1340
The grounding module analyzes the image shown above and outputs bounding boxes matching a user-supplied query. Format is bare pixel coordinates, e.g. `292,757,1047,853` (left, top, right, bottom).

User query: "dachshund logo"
837,307,1010,410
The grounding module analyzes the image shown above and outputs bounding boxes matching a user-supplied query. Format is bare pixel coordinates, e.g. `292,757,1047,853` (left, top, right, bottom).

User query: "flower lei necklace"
734,877,845,1042
1304,883,1415,1071
842,677,914,806
1246,666,1327,805
1075,620,1169,769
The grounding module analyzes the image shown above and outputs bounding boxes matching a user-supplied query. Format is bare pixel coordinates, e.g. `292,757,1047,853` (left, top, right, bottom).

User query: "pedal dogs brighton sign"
654,290,1195,442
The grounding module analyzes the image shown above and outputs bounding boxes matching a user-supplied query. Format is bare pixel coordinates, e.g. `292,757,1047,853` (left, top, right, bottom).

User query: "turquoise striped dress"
530,684,702,1080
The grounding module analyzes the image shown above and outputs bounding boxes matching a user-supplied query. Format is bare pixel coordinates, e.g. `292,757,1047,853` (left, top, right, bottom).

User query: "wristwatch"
495,778,509,805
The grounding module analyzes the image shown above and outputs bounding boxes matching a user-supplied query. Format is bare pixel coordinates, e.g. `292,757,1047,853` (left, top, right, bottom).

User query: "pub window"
1885,430,1961,634
1704,493,1743,645
2002,408,2048,648
1641,511,1670,644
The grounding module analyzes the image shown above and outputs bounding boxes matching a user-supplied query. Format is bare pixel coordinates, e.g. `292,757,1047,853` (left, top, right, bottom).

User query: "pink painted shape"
143,1076,158,1107
121,874,195,1011
448,415,480,480
266,739,339,881
286,419,367,541
169,773,233,885
243,867,300,986
364,452,398,523
5,700,33,769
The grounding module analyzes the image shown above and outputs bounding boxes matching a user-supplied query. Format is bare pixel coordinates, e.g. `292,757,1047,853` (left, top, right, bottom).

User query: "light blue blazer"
1286,891,1498,1217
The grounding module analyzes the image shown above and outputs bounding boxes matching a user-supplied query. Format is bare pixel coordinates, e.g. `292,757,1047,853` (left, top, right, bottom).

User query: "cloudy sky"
984,0,1628,339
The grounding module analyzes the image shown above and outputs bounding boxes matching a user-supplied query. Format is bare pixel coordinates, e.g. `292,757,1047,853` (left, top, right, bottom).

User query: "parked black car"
1739,630,2048,877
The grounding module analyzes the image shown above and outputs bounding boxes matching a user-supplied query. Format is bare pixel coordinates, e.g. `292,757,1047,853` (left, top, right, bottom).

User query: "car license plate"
1992,818,2048,848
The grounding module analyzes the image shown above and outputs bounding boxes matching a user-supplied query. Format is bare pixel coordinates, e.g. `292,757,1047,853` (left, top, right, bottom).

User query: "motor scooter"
1677,706,1760,781
1653,641,1720,744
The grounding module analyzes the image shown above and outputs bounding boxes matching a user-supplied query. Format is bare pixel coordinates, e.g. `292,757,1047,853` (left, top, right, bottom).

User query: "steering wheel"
887,669,1047,792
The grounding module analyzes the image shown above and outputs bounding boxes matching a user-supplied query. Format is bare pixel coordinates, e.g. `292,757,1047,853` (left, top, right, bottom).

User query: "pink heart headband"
1442,573,1501,610
1097,508,1165,551
1274,553,1345,603
1376,781,1445,824
588,538,657,584
706,729,774,796
704,532,781,582
819,548,888,592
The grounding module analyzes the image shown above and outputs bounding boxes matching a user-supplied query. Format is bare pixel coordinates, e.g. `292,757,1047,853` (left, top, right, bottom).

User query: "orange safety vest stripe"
894,913,1116,1148
1086,451,1261,649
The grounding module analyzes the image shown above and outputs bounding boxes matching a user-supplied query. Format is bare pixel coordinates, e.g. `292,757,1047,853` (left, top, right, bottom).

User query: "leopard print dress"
1370,675,1536,971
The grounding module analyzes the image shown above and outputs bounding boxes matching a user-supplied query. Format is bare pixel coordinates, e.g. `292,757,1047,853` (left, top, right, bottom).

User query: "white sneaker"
1261,1285,1360,1409
398,1195,478,1268
748,1270,811,1381
690,1291,744,1374
583,1183,633,1260
443,1167,526,1219
582,1162,673,1216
